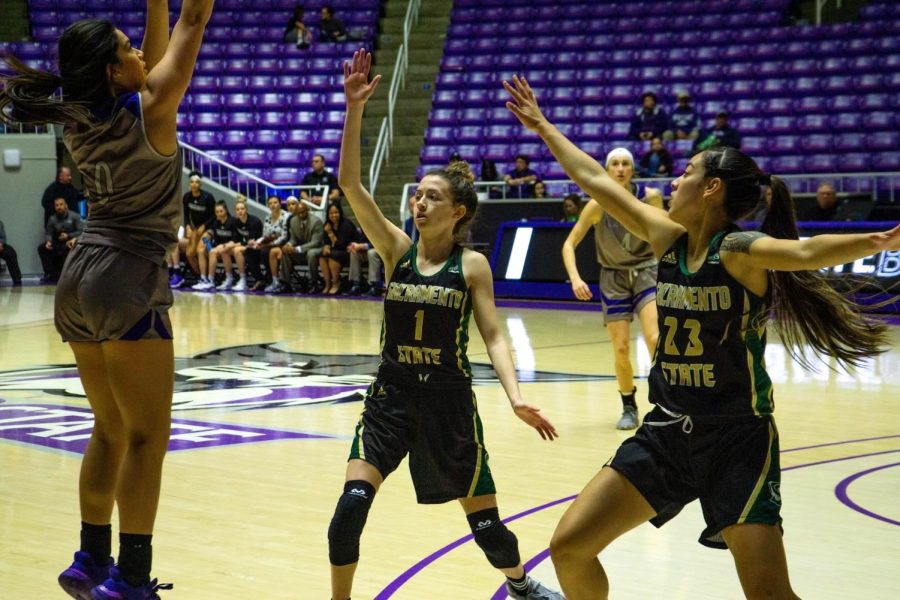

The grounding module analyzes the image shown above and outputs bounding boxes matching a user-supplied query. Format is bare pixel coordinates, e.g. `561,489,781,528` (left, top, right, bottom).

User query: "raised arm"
464,251,557,441
721,227,900,273
504,76,683,256
141,0,171,71
562,199,601,301
141,0,214,155
339,49,410,270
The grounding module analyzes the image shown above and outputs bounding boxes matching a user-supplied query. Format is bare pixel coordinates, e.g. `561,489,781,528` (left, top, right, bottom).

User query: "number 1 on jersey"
413,309,425,341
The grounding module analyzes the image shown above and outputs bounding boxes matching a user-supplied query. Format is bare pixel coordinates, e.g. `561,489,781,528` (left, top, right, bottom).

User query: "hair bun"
446,160,475,184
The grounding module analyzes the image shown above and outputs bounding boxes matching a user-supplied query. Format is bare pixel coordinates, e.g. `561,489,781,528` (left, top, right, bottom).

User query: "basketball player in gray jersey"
562,147,661,430
0,1,212,598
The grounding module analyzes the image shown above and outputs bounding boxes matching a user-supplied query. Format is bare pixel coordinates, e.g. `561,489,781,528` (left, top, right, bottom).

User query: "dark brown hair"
0,19,119,126
425,160,478,241
702,147,889,371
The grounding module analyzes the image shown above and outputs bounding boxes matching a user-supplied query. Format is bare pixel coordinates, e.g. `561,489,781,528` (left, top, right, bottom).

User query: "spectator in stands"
318,6,347,42
193,200,237,291
534,181,547,199
480,158,502,199
39,197,83,282
812,182,839,221
227,198,264,291
267,196,324,293
664,91,699,140
247,195,290,291
638,137,675,178
0,219,22,286
504,154,538,198
695,111,741,151
561,194,582,223
629,91,668,141
402,194,418,242
176,172,216,281
284,5,312,49
346,232,385,296
301,153,341,207
318,201,358,294
42,166,80,226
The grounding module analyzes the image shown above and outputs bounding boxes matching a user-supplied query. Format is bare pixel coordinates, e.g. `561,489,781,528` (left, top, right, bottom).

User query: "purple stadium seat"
859,94,889,111
796,114,829,133
176,112,192,131
256,43,281,59
872,153,900,171
223,113,256,129
257,93,287,112
765,116,796,134
866,132,899,151
823,75,853,94
459,108,486,125
248,76,275,90
222,94,254,112
192,112,224,130
288,111,319,128
791,78,818,96
741,137,769,156
425,127,454,144
456,126,483,144
803,154,839,173
283,129,314,149
269,168,303,184
770,136,801,155
186,130,220,150
575,123,606,142
759,80,790,97
761,98,794,115
271,149,305,168
314,129,343,148
430,109,457,127
831,113,863,131
853,74,885,93
485,107,516,126
234,148,268,169
249,130,284,149
732,99,762,117
321,111,344,128
224,43,251,58
794,96,827,114
834,133,866,152
837,154,870,172
481,144,513,162
770,155,805,174
189,94,223,112
256,112,286,129
485,125,514,143
421,146,450,163
218,76,246,93
190,76,218,94
756,61,783,79
800,134,833,153
863,112,895,131
437,72,464,89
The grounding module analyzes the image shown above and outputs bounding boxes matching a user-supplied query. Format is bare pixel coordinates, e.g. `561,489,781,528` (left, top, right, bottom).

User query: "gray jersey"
64,92,182,264
593,209,657,271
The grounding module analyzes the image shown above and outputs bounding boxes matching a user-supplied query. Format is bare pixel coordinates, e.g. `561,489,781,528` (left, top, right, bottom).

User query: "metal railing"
400,172,900,221
180,141,328,212
0,123,52,134
815,0,843,25
368,0,422,197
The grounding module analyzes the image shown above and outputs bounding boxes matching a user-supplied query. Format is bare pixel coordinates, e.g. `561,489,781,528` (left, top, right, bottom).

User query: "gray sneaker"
506,576,565,600
616,407,639,430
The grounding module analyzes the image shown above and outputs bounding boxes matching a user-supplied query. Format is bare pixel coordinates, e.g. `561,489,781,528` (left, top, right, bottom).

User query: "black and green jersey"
649,227,774,419
379,243,473,380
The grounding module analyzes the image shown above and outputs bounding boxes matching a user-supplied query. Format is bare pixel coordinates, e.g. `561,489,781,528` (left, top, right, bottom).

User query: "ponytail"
703,148,889,371
761,175,888,371
0,19,119,127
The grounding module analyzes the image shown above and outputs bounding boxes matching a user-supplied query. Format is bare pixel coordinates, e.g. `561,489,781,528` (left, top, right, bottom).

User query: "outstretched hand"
343,48,381,108
503,75,550,132
871,224,900,251
512,401,558,441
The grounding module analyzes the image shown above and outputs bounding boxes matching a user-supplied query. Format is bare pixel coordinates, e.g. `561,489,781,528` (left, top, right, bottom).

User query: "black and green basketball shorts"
609,406,782,549
348,370,496,504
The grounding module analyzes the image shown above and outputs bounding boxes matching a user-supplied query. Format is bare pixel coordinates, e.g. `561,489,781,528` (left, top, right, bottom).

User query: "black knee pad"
328,480,376,566
467,508,521,569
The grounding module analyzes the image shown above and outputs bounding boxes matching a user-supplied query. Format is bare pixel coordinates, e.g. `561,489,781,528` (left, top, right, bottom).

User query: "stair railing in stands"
369,0,422,197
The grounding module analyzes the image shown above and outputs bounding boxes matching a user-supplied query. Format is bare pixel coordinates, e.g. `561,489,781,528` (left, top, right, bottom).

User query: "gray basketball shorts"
55,243,174,342
598,265,658,324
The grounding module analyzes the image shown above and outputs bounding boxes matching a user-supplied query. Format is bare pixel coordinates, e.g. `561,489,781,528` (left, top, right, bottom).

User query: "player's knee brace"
327,480,376,566
467,508,521,569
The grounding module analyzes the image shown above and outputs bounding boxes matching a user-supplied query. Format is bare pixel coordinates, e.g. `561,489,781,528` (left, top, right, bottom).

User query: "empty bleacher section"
419,0,899,185
7,0,381,192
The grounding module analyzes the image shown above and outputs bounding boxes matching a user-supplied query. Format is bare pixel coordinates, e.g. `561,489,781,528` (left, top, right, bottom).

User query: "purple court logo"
0,343,612,454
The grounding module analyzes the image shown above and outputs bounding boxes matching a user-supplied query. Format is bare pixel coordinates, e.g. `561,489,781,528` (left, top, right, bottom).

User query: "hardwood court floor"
1,285,898,599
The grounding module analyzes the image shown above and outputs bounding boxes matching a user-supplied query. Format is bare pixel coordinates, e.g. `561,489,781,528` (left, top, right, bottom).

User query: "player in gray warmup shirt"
0,1,212,597
562,147,661,430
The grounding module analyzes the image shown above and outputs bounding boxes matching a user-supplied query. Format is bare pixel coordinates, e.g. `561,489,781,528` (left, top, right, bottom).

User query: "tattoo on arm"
721,231,769,254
